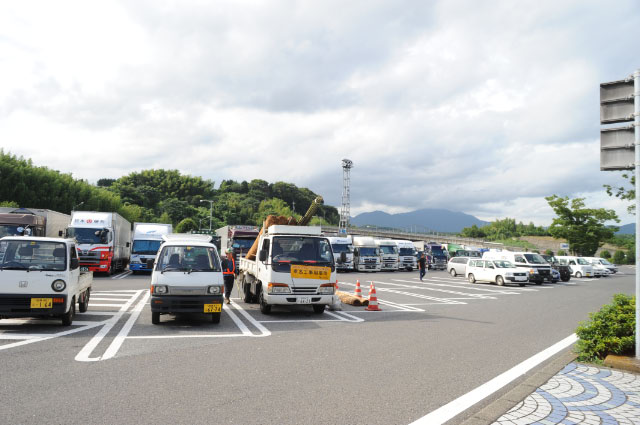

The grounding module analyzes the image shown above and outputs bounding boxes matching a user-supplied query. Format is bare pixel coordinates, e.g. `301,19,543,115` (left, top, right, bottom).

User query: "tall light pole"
72,201,84,212
200,199,214,231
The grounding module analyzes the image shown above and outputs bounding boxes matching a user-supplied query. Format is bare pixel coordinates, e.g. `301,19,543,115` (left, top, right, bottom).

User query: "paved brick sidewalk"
493,363,640,424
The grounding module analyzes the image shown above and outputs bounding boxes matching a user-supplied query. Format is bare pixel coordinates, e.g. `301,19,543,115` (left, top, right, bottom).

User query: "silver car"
448,257,470,277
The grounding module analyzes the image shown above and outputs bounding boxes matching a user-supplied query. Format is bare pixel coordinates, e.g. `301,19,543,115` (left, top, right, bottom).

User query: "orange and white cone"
365,282,381,311
354,280,363,298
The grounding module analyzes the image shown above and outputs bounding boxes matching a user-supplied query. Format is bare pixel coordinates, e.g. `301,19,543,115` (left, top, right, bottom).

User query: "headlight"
505,272,514,276
154,285,168,295
268,283,290,294
318,283,335,295
207,285,221,295
51,279,66,292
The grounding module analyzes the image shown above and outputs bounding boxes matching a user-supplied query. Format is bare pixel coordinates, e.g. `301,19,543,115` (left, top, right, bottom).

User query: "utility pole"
200,199,214,231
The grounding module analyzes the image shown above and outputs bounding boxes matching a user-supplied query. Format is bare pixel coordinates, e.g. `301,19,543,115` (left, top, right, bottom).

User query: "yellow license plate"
31,298,53,309
204,303,221,313
290,265,331,280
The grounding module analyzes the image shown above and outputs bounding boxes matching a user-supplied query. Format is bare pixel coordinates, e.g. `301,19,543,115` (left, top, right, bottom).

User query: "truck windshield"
399,248,415,256
0,240,67,271
271,237,333,263
231,238,255,249
0,225,26,237
379,245,398,255
331,243,353,254
156,245,221,272
67,227,108,244
429,246,445,256
523,253,546,264
358,247,378,256
132,240,162,255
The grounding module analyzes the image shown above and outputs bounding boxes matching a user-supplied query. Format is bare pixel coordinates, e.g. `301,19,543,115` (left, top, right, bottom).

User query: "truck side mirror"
58,230,63,237
340,252,347,263
259,249,268,262
126,242,130,248
70,258,79,270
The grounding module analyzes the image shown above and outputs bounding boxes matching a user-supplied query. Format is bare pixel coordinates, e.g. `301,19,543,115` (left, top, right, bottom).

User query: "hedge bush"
600,250,611,259
613,250,626,265
557,249,567,256
626,250,635,265
575,294,635,363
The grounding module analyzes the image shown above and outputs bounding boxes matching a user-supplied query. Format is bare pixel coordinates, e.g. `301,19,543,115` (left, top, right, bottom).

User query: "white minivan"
482,251,552,284
466,259,528,286
555,256,593,278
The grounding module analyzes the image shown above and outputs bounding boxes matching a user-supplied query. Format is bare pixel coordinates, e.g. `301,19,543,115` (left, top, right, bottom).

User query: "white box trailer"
67,211,132,274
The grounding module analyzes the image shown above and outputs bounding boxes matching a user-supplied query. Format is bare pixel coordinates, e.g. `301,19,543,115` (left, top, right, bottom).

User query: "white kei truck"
150,234,225,325
0,236,92,326
238,225,338,315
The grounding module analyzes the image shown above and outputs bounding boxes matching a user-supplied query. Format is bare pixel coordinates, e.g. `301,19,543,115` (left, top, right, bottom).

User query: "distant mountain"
351,208,489,233
616,223,634,235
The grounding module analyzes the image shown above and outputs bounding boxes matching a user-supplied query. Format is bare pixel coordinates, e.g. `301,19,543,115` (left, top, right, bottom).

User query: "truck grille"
169,287,208,295
292,287,317,295
514,273,526,277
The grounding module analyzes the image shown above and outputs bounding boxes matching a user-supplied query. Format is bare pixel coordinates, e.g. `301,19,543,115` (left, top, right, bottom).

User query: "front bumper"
151,295,223,313
263,293,334,306
0,294,68,317
130,263,152,272
506,276,528,282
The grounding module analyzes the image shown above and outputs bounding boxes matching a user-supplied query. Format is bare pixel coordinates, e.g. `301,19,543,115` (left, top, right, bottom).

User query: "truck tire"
561,276,570,282
61,297,75,326
468,274,476,283
152,312,160,325
259,289,271,314
313,305,325,314
78,288,90,313
496,276,504,286
211,312,221,324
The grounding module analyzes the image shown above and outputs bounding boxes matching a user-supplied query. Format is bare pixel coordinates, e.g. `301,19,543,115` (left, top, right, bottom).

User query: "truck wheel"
78,289,90,313
535,280,542,285
211,312,221,324
450,269,457,277
61,297,75,326
243,281,253,303
561,276,570,282
259,289,271,314
468,274,475,283
152,312,160,325
496,276,504,286
313,305,325,314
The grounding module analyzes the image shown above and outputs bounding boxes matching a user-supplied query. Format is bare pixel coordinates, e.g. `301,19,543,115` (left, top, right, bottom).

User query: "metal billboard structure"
338,159,353,235
600,70,639,358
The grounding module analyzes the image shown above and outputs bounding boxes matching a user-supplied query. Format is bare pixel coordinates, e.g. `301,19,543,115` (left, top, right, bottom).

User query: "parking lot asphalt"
0,267,635,424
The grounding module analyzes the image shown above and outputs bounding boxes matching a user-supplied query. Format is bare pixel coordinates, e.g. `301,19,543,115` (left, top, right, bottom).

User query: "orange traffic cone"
365,282,381,311
354,280,363,298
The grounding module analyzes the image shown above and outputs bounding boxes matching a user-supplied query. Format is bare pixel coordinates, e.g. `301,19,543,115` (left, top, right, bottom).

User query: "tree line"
0,151,339,232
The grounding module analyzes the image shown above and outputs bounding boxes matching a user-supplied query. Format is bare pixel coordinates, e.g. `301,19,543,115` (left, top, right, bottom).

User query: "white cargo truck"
150,234,224,324
0,207,70,238
326,236,354,272
129,222,173,273
0,236,92,325
375,239,400,271
238,225,337,314
352,236,382,272
67,211,131,275
395,240,417,271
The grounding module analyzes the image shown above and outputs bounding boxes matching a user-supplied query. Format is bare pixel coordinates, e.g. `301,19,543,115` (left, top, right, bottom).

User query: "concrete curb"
604,354,640,373
456,348,577,425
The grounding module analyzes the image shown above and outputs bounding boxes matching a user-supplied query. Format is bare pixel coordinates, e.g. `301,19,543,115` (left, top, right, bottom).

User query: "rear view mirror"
259,249,268,262
340,252,347,263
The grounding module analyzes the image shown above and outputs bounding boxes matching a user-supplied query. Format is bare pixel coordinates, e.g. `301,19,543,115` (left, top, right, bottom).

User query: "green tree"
545,249,554,256
558,249,567,256
175,218,198,233
460,224,486,238
0,201,19,208
613,250,626,265
604,173,635,214
626,250,635,265
600,250,611,259
545,195,619,256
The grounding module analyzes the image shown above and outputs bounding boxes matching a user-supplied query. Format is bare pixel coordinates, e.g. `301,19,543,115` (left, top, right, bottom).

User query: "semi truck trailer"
0,208,70,238
215,225,260,259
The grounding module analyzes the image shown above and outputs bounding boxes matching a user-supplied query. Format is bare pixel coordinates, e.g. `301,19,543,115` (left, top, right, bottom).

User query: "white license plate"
80,266,89,272
297,296,312,304
515,276,527,281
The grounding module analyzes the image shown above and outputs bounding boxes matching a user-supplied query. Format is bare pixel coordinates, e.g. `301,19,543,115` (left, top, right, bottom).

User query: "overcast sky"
1,0,639,225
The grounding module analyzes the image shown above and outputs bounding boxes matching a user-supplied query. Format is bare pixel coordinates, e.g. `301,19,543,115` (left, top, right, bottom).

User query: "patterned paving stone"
493,363,640,424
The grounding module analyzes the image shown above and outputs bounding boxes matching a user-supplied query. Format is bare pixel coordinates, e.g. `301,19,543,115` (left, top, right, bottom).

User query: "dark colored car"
541,255,571,282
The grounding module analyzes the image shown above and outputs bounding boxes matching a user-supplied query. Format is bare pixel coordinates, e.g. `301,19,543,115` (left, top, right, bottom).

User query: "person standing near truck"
418,252,427,281
223,248,236,304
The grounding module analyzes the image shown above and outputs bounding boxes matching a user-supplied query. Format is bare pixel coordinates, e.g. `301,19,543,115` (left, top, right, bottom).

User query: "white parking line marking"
0,321,108,352
330,310,365,322
75,290,144,362
339,281,463,305
389,279,522,296
110,271,133,280
378,280,498,300
90,297,132,301
224,304,254,336
229,302,271,336
100,291,150,361
410,333,578,425
88,303,127,307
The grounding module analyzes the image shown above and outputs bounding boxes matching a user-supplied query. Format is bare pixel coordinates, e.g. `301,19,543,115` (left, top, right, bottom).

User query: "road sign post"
600,70,640,358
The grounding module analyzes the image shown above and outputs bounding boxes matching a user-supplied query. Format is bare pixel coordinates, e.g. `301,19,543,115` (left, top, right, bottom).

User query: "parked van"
556,256,593,278
482,251,552,284
447,256,471,277
466,258,528,286
583,257,614,276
